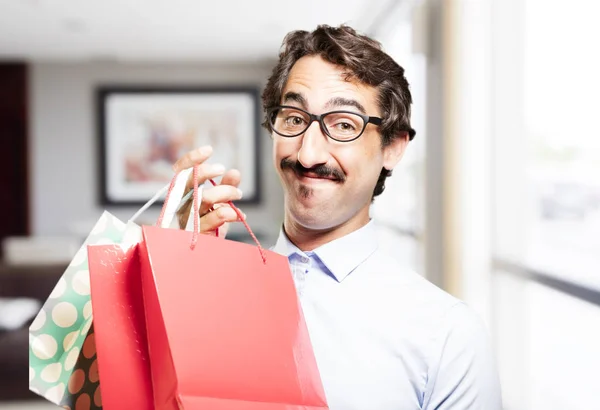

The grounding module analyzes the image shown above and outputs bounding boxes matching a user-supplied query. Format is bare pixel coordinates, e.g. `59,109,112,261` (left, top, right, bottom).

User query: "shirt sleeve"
422,302,503,410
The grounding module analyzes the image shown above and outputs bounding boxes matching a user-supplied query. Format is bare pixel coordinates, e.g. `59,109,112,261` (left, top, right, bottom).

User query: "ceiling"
0,0,401,62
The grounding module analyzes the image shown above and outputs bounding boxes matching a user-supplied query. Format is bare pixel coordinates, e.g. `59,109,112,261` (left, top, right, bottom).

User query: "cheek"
273,137,297,156
272,137,298,172
336,137,384,178
272,138,285,164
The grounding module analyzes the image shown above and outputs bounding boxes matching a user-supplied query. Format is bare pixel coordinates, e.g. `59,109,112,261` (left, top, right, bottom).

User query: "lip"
294,170,339,183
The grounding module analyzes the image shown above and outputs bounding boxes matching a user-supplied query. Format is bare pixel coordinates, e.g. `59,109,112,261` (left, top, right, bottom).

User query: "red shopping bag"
138,167,329,410
84,168,196,409
87,243,154,409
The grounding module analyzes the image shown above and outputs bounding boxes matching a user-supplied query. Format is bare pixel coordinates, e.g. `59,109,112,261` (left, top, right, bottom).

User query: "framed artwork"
96,86,261,206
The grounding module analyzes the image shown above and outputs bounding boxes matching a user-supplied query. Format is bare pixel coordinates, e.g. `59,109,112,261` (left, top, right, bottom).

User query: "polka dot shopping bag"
28,169,193,409
28,211,128,409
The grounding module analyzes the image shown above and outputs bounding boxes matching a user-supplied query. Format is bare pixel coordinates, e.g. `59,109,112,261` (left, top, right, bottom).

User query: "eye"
329,118,360,134
324,113,362,132
334,121,357,131
284,115,306,128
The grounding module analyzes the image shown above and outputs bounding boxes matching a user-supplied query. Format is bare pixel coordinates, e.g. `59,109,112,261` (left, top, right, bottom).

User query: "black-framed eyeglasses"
266,105,383,142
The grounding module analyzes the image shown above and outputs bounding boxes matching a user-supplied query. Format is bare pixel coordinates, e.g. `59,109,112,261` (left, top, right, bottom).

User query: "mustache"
280,158,346,182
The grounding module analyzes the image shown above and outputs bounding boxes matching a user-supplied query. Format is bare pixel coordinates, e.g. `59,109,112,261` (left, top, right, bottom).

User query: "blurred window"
496,0,600,289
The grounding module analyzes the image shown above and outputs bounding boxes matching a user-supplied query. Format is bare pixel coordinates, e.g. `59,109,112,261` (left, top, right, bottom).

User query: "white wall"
29,61,284,244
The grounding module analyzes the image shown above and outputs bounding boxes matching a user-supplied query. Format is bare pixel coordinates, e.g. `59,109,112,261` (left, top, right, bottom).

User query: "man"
174,25,502,410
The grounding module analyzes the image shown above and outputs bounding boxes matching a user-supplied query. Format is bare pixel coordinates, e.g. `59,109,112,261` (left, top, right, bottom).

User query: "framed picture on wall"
96,86,261,206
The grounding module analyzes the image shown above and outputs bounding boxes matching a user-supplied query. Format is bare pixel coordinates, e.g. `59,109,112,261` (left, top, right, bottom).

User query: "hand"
173,145,244,237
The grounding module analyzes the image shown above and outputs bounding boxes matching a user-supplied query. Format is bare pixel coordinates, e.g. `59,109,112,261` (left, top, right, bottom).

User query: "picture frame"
96,86,262,206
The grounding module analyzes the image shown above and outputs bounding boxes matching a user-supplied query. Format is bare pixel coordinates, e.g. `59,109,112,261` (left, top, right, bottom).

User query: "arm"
423,303,503,410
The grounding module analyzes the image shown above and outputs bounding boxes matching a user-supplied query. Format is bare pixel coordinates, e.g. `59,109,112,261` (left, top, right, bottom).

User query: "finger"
199,206,240,233
219,169,242,189
184,163,226,191
200,185,243,213
175,162,225,227
172,145,213,172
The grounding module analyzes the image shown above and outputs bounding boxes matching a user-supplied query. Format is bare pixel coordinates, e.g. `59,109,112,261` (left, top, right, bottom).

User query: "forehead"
282,55,379,114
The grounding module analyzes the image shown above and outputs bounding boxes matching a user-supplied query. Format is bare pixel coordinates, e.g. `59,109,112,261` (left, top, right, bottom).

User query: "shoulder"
429,301,493,360
362,247,461,314
363,248,492,355
422,300,502,408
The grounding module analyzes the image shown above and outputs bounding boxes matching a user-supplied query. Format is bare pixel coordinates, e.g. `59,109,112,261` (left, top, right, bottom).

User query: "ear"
382,132,410,171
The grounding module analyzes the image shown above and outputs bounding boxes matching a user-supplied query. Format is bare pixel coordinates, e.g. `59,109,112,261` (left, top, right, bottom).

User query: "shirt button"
300,256,309,263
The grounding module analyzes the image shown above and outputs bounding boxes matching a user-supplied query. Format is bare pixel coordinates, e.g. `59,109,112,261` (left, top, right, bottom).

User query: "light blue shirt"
271,220,502,410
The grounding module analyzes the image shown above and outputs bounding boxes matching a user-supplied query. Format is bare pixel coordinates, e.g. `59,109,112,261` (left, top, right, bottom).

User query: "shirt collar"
271,220,379,282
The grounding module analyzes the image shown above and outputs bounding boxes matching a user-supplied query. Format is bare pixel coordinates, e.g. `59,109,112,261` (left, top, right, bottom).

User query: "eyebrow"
324,97,367,115
282,91,307,107
281,92,367,115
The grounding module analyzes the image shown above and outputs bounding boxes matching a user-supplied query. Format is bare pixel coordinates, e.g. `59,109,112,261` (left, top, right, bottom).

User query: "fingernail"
212,163,225,173
237,188,243,199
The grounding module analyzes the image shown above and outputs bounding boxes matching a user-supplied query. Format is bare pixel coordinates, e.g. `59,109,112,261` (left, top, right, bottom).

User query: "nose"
297,120,329,168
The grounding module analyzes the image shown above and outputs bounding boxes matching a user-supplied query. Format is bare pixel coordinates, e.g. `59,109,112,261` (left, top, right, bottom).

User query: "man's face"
272,55,401,231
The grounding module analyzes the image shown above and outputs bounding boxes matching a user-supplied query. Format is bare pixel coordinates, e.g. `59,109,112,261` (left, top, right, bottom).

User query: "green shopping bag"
28,212,128,408
28,169,193,409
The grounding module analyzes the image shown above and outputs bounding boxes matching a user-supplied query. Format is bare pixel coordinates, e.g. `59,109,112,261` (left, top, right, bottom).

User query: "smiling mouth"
294,170,340,182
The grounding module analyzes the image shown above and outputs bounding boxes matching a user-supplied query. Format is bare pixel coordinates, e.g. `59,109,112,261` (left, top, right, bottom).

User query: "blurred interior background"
1,0,599,409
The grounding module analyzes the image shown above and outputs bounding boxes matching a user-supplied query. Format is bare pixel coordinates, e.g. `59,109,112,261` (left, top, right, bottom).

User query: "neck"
283,206,371,252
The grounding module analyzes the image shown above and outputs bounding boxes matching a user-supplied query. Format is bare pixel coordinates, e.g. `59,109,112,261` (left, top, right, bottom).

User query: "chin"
293,214,337,231
283,179,354,227
287,200,343,231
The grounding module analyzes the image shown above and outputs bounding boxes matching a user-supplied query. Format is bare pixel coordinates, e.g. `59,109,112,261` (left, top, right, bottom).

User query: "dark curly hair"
262,24,416,199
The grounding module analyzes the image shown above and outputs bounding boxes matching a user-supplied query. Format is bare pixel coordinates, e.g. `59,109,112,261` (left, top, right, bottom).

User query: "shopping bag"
28,211,128,409
29,168,193,409
87,243,151,410
86,170,193,410
139,167,329,410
